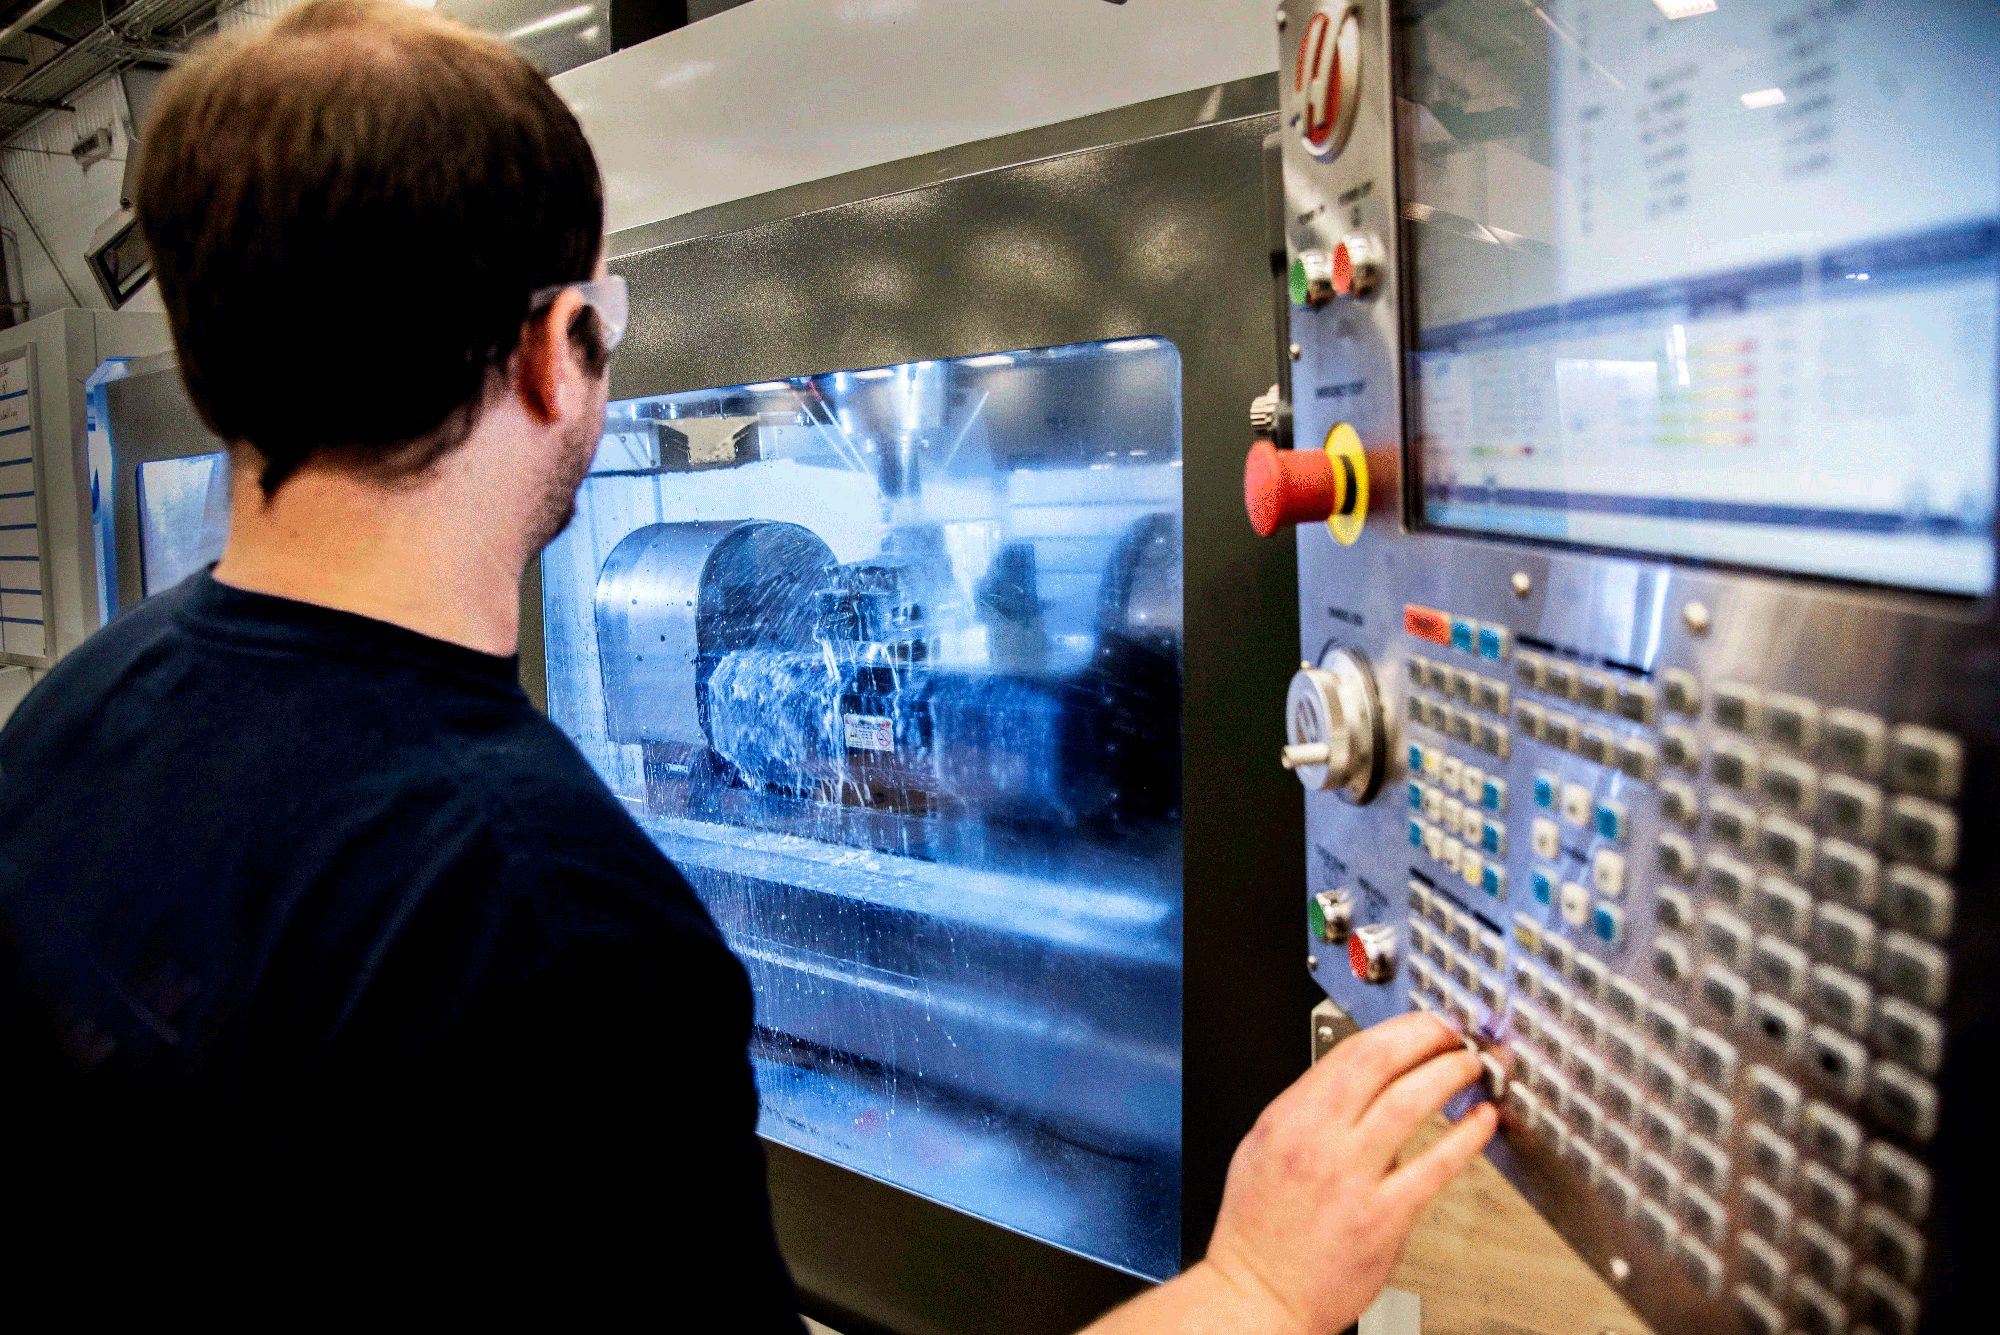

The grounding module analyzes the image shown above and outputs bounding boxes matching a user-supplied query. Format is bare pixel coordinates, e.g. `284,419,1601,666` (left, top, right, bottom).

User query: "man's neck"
212,451,529,657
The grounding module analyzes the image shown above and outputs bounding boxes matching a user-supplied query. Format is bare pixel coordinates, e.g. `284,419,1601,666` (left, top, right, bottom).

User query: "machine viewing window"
136,451,229,599
541,338,1185,1278
1401,0,2000,595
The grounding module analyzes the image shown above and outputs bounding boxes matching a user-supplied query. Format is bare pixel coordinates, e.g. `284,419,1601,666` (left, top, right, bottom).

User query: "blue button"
1451,619,1475,652
1534,773,1555,808
1595,802,1623,840
1410,819,1425,848
1482,823,1502,854
1478,625,1502,659
1532,870,1553,905
1593,903,1625,945
1408,781,1424,809
1483,864,1506,897
1409,743,1425,772
1483,777,1506,812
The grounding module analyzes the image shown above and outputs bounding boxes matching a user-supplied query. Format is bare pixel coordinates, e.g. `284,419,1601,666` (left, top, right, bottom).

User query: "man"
0,1,1494,1326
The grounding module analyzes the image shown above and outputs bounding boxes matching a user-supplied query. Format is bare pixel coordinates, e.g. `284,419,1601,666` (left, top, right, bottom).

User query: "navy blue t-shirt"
0,570,801,1323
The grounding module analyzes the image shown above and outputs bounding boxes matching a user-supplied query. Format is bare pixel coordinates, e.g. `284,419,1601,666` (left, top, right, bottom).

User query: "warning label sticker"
844,713,895,753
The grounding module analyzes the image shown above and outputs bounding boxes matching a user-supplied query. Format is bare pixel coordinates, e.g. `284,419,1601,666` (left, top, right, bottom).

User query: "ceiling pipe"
0,0,74,55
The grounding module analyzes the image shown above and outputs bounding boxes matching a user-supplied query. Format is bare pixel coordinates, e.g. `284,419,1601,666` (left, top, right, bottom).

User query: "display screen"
1402,0,2000,594
136,451,229,598
541,338,1184,1278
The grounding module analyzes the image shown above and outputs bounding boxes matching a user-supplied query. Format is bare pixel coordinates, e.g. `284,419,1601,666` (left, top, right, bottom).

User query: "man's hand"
1083,1012,1497,1335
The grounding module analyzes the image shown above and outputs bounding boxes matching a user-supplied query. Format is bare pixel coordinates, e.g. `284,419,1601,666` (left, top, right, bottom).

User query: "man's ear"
514,292,589,426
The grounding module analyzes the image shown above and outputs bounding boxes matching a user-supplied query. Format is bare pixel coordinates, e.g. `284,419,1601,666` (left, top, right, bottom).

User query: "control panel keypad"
1390,627,1957,1330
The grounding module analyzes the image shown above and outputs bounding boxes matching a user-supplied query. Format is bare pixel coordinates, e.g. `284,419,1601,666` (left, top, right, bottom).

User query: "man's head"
136,0,609,528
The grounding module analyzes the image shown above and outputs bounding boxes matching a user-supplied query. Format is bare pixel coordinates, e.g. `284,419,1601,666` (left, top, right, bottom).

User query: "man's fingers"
1381,1101,1499,1216
1351,1047,1485,1159
1298,1011,1464,1125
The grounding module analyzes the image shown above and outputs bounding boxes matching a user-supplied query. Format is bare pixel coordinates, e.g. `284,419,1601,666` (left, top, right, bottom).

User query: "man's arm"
1083,1012,1496,1335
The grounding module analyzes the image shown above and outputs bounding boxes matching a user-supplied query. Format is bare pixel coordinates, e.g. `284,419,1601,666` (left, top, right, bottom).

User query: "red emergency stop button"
1244,440,1336,537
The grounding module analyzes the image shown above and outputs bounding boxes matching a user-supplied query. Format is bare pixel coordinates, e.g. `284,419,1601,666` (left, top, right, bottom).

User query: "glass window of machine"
1400,0,2000,596
541,337,1185,1278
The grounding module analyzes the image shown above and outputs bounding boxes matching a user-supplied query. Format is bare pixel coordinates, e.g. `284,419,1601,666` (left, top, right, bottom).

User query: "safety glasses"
529,273,629,353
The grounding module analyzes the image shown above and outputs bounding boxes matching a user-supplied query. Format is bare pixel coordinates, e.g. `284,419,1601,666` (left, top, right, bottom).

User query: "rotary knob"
1282,647,1385,803
1249,383,1283,437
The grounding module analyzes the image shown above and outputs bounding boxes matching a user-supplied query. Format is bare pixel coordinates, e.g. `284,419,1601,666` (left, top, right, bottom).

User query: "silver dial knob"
1282,647,1385,802
1250,383,1282,436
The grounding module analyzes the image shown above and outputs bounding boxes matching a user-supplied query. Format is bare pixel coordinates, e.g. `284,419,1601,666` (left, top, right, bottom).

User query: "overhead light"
853,367,895,380
505,4,595,41
1652,0,1717,17
961,354,1015,368
743,381,790,392
1102,338,1160,352
1740,87,1786,108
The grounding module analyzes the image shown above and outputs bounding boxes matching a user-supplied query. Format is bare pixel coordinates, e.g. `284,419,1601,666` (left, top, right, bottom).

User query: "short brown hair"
137,0,605,495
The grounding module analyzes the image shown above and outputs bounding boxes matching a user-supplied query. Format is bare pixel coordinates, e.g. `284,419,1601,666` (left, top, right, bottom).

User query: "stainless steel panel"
101,354,228,617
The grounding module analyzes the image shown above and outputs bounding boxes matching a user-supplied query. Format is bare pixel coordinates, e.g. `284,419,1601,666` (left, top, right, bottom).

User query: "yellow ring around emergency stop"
1322,422,1368,546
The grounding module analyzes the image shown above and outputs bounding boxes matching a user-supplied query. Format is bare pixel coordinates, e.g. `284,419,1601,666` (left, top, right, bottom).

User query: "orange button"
1405,604,1452,645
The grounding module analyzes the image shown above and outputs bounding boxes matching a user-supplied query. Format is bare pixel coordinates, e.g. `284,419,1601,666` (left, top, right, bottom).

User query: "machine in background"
1255,4,1998,1334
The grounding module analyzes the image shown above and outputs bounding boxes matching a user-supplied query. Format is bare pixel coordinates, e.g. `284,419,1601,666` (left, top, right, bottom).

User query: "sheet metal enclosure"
530,79,1316,1335
1277,4,1992,1334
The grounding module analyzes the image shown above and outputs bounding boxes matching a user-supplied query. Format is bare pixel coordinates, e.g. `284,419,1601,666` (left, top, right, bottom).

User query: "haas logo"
1294,6,1362,159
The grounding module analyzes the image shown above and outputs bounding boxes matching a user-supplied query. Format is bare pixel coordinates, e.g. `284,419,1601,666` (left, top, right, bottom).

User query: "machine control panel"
1264,1,1996,1331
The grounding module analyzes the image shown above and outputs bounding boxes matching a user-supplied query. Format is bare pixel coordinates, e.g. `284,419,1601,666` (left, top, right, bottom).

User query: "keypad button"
1737,1233,1788,1298
1484,776,1508,813
1873,996,1944,1075
1747,1122,1797,1186
1533,1102,1567,1147
1407,655,1431,688
1710,739,1760,792
1531,817,1559,860
1640,1104,1684,1157
1637,1147,1679,1201
1542,710,1577,752
1601,1074,1641,1124
1734,1284,1785,1335
1861,1204,1926,1285
1568,1094,1604,1144
1807,1024,1869,1100
1685,1134,1730,1194
1476,677,1510,716
1707,797,1756,853
1813,903,1877,972
1804,1101,1864,1174
1752,935,1809,999
1686,1082,1732,1141
1535,1063,1571,1110
1765,693,1821,750
1818,839,1881,910
1886,795,1959,873
1569,1047,1605,1097
1540,978,1573,1023
1514,700,1546,740
1514,652,1544,689
1702,906,1753,969
1881,864,1954,941
1559,781,1590,827
1826,707,1887,776
1682,1192,1728,1256
1642,1050,1687,1105
1660,779,1697,827
1751,994,1807,1056
1645,997,1689,1055
1856,1265,1921,1335
1863,1140,1933,1223
1540,932,1575,975
1868,1063,1939,1143
1651,936,1692,988
1460,764,1485,802
1482,820,1508,857
1559,880,1590,928
1635,1200,1679,1254
1591,847,1625,896
1616,738,1658,782
1801,1161,1860,1232
1876,931,1950,1008
1714,682,1761,734
1821,775,1885,843
1609,978,1646,1025
1449,668,1477,704
1657,831,1696,882
1660,724,1700,774
1576,671,1612,713
1476,721,1509,759
1761,755,1818,815
1656,889,1695,936
1690,1028,1738,1086
1796,1218,1854,1292
1542,661,1577,700
1577,726,1612,766
1753,875,1814,942
1698,965,1749,1024
1792,1276,1848,1335
1590,903,1626,947
1662,668,1700,716
1743,1176,1794,1241
1615,679,1657,725
1808,965,1873,1037
1761,819,1815,881
1572,958,1609,1005
1562,1135,1602,1186
1597,1166,1638,1219
1888,723,1962,801
1705,853,1753,909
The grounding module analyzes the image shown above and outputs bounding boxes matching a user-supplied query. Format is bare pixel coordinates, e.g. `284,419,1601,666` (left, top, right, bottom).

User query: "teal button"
1483,865,1505,897
1451,619,1475,651
1534,773,1555,808
1409,743,1425,771
1482,823,1502,854
1478,625,1502,659
1595,803,1622,840
1409,819,1425,848
1483,778,1505,812
1532,870,1553,905
1408,781,1424,809
1593,903,1625,945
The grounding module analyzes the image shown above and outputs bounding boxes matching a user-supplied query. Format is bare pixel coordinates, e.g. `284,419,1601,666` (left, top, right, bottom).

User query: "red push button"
1404,604,1452,645
1244,440,1336,537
